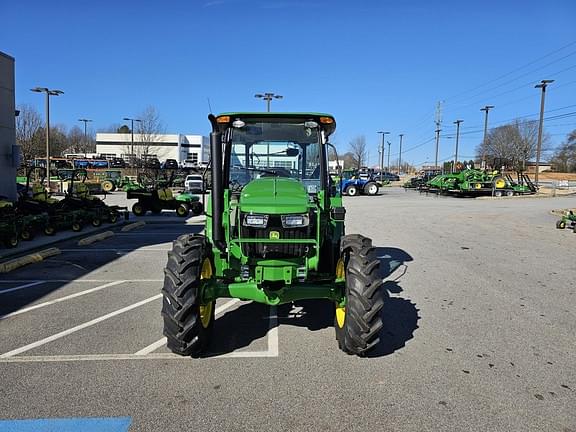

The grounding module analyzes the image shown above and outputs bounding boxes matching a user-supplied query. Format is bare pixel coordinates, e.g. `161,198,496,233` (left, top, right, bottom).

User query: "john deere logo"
269,231,280,240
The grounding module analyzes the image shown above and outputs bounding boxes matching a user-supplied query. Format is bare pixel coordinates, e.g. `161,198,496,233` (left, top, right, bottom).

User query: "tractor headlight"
281,214,309,228
243,214,269,228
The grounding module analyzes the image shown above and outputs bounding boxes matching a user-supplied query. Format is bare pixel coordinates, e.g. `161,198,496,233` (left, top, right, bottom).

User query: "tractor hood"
239,177,309,214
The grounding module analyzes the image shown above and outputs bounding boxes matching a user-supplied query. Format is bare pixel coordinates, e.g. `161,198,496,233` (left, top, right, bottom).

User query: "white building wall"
96,133,207,164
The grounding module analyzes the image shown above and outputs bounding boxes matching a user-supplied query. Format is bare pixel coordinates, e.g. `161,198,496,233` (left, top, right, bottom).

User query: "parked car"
184,174,204,193
109,157,125,168
377,172,400,181
162,159,178,170
145,158,161,169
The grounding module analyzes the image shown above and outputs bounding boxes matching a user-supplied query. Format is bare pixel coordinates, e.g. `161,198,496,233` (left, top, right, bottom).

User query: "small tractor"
555,209,576,232
161,112,384,357
336,169,380,196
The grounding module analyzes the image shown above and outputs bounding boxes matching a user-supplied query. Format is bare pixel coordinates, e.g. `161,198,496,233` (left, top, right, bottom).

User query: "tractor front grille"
240,214,314,259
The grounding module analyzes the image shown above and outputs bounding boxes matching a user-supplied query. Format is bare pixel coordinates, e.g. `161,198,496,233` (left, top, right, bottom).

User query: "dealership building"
0,51,17,201
95,133,209,166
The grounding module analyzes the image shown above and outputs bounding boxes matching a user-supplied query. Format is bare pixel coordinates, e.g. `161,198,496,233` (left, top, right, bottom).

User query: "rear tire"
20,228,35,241
132,202,146,216
101,181,115,192
72,221,82,232
506,190,515,197
91,218,102,227
494,190,503,197
162,234,214,356
44,225,56,236
335,244,384,356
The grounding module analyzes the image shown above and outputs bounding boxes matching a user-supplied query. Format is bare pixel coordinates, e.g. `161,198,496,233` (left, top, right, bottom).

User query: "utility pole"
78,118,93,157
453,120,463,172
387,141,391,173
255,92,283,112
398,134,404,175
377,131,390,180
480,105,494,170
434,101,443,170
434,128,441,170
31,87,64,187
534,80,554,185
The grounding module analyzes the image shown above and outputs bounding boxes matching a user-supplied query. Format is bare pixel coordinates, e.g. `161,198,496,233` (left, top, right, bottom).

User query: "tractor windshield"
228,118,323,193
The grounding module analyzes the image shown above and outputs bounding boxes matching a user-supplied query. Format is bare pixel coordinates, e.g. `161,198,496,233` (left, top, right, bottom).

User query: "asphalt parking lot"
1,189,575,431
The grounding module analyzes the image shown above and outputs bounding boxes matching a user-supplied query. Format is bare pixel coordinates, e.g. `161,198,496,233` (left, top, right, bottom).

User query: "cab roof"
215,112,336,136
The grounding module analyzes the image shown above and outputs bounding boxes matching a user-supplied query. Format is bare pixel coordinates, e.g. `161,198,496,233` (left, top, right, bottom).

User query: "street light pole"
377,131,390,181
398,134,404,175
78,118,93,157
31,87,63,187
123,117,142,166
255,92,283,112
453,120,463,172
534,80,554,185
480,105,494,170
387,141,391,173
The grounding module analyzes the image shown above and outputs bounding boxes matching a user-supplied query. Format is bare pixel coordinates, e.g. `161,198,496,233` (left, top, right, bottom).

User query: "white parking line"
0,304,280,362
0,280,125,320
0,279,163,283
134,299,241,355
0,294,162,358
0,281,45,295
59,249,171,252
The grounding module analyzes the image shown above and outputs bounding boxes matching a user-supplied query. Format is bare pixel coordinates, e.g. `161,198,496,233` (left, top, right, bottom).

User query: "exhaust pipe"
209,115,226,252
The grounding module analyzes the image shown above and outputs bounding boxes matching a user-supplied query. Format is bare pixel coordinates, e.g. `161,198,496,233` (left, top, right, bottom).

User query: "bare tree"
15,104,43,162
550,129,576,172
476,119,546,171
348,135,367,169
134,106,165,160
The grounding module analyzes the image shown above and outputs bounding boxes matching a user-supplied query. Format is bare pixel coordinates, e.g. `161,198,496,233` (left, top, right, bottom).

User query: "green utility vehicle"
161,113,384,357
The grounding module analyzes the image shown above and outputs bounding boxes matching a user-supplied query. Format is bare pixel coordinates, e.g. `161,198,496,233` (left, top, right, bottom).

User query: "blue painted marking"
0,417,131,432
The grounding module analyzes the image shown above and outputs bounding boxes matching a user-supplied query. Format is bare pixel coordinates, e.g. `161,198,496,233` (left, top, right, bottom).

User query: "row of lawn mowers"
126,171,204,217
405,168,538,197
0,168,126,249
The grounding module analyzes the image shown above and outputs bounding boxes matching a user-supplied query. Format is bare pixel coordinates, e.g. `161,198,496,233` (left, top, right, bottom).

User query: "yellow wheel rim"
199,258,213,328
495,178,506,189
475,183,481,189
335,257,346,328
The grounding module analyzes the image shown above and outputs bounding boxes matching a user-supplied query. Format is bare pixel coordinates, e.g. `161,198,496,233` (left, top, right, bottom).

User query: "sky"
1,0,575,167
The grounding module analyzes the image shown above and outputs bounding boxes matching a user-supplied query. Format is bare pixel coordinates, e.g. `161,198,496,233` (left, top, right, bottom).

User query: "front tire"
162,234,215,356
176,203,189,217
556,220,566,229
345,185,358,196
335,242,384,356
364,182,379,196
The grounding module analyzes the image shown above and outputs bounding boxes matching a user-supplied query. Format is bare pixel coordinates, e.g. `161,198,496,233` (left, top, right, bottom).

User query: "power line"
443,40,576,102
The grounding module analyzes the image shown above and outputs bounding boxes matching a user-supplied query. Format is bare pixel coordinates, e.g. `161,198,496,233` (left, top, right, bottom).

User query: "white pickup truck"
184,174,204,193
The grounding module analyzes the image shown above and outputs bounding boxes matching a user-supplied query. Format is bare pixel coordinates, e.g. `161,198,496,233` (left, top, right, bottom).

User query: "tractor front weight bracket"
201,279,344,306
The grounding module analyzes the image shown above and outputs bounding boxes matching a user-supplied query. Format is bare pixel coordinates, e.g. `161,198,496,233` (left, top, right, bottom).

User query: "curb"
78,231,115,246
0,248,61,274
121,221,146,232
0,221,129,262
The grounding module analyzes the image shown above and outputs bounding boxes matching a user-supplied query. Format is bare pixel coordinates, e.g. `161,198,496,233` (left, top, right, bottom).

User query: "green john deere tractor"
162,112,384,357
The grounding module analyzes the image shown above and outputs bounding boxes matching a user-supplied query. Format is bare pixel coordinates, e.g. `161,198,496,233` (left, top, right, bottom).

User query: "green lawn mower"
161,112,384,357
555,209,576,232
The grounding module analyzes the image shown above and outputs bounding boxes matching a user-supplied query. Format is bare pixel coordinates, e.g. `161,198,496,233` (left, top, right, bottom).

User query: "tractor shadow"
366,246,420,357
206,246,420,358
